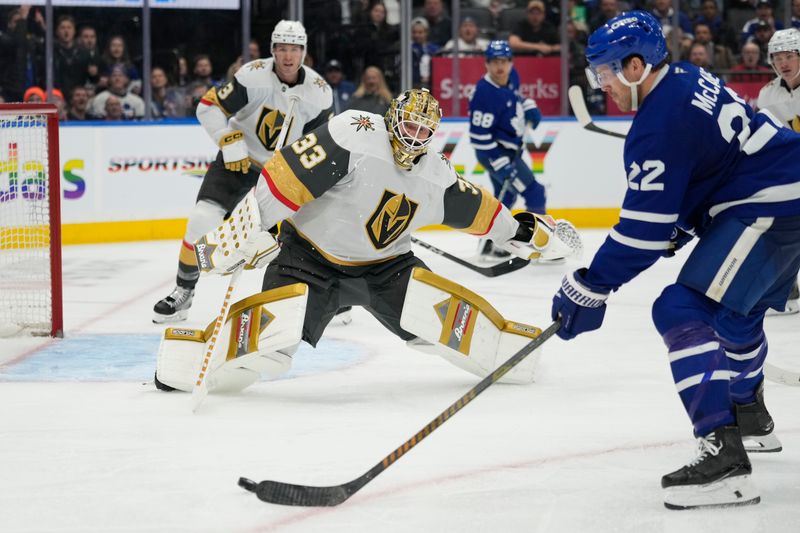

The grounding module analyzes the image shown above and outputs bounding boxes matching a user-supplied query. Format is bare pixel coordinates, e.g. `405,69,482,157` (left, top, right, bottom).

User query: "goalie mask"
767,28,800,81
271,20,307,67
385,88,442,170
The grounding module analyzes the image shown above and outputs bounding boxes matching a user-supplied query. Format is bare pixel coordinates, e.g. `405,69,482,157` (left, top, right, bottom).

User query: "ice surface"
1,231,798,533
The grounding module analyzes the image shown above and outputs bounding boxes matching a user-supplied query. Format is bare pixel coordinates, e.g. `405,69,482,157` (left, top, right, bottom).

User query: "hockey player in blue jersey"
550,11,800,509
469,40,543,258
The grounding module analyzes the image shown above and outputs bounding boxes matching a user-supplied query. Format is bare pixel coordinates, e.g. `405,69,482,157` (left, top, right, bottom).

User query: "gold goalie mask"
385,88,442,170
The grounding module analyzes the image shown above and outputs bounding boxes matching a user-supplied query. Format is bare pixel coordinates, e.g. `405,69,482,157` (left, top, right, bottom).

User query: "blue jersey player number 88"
550,10,800,511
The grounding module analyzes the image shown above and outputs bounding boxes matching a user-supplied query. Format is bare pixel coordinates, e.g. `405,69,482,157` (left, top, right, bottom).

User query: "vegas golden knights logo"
366,190,419,249
257,107,295,151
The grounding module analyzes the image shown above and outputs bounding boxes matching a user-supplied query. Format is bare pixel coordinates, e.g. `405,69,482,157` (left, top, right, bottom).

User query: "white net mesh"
0,110,54,336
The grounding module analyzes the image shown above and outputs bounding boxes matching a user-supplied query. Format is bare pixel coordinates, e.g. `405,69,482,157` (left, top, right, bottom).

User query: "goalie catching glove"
219,129,251,173
194,190,280,275
501,212,583,262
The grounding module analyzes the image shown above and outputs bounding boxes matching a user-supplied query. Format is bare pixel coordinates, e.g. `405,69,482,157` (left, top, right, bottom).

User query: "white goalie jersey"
198,58,334,166
757,78,800,132
253,111,520,264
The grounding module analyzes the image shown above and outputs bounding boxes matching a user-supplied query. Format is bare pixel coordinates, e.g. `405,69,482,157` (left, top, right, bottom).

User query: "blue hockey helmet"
485,40,513,61
585,11,667,89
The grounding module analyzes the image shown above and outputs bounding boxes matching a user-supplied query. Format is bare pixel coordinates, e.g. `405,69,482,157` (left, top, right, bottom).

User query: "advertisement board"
4,118,631,244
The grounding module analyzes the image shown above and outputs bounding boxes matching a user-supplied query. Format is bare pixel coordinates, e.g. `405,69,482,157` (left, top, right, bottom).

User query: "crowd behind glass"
0,0,797,121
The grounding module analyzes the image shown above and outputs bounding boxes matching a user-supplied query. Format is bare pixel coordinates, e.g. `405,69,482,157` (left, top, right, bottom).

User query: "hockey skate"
662,425,760,510
735,382,782,453
766,281,799,316
332,306,353,326
153,286,195,324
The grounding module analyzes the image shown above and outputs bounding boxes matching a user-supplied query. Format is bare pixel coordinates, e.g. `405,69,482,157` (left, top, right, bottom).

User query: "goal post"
0,103,63,337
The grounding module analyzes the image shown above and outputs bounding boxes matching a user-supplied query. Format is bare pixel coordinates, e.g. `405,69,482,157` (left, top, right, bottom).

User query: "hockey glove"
661,226,694,258
219,129,251,174
523,99,542,129
501,212,583,262
551,268,610,340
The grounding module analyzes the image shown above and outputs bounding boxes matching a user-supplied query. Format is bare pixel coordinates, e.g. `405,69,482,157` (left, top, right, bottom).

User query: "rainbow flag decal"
525,128,558,174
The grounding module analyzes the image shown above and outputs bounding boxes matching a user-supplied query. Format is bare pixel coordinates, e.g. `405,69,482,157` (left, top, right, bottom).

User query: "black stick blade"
239,478,354,507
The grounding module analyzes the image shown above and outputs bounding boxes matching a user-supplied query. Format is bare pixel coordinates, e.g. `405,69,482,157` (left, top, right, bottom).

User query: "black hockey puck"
238,477,258,492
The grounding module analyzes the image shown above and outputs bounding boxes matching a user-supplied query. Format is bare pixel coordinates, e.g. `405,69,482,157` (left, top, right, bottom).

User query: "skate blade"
663,474,760,510
766,300,799,316
743,433,783,453
152,309,189,324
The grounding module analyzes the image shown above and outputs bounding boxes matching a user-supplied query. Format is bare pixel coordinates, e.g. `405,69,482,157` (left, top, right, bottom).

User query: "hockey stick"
410,235,529,277
764,362,800,386
190,95,300,412
567,85,627,140
238,318,562,507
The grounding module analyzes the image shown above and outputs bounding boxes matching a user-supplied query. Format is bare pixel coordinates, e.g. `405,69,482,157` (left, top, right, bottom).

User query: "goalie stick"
567,85,627,140
410,236,529,277
190,95,300,413
238,318,562,507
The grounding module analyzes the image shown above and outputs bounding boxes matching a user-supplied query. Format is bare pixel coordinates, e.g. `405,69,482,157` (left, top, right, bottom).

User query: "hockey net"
0,104,62,337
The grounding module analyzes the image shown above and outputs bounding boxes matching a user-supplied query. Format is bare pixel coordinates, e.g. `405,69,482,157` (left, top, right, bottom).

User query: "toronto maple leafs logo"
350,114,375,132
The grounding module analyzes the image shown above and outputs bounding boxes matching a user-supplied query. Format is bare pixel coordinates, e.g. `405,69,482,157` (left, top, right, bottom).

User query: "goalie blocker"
156,268,546,393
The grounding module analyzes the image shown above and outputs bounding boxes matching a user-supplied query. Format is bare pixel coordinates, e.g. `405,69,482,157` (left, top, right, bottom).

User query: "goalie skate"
153,286,195,324
662,426,760,510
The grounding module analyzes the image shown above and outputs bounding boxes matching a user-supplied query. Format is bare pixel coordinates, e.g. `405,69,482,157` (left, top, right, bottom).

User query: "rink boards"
48,118,632,244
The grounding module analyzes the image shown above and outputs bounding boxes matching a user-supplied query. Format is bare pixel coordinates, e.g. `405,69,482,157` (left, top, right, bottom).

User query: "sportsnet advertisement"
47,119,629,244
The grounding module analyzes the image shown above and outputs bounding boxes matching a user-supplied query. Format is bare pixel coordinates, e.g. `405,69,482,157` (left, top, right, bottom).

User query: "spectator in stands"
89,66,145,119
441,16,490,56
51,88,68,121
651,0,693,37
66,85,92,120
23,86,45,102
176,55,190,88
1,6,38,102
509,1,561,56
77,25,104,92
749,20,775,64
589,0,621,33
225,39,262,81
359,1,400,92
730,41,773,82
183,80,209,116
793,0,800,30
411,16,439,89
694,0,738,51
191,54,217,88
104,95,124,121
101,35,140,89
323,59,356,114
423,0,452,47
53,15,91,97
346,65,392,115
688,42,711,69
741,0,783,45
150,66,186,119
691,22,735,72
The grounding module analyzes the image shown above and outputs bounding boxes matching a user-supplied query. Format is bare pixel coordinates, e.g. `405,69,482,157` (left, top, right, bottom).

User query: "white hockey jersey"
254,111,520,264
757,77,800,132
198,58,334,166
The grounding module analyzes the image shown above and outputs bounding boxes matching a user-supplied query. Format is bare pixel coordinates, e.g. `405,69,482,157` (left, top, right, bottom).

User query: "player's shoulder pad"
298,66,334,109
234,58,276,88
326,110,393,161
412,150,459,189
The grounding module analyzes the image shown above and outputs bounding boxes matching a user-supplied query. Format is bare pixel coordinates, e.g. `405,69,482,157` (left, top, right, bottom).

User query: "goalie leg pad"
155,283,308,393
401,268,543,384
